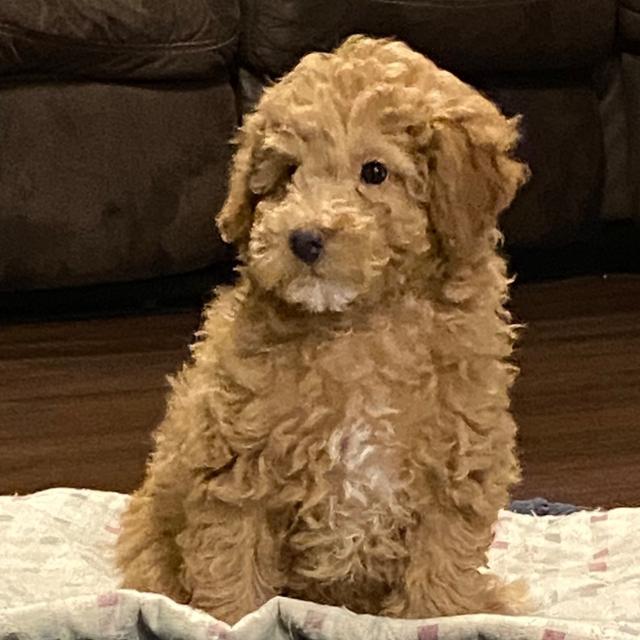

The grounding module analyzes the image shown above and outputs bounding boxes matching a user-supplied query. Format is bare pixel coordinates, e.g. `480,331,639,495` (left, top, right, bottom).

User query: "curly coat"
116,35,530,624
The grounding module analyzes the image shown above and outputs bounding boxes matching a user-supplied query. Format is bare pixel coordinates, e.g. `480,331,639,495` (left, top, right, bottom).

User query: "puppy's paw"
485,576,534,616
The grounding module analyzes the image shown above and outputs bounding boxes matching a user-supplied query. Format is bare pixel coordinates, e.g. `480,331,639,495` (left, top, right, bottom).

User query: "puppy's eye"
360,161,388,185
286,164,298,180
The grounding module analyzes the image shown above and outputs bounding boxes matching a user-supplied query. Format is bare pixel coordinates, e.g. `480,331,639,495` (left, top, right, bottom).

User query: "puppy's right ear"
217,112,265,250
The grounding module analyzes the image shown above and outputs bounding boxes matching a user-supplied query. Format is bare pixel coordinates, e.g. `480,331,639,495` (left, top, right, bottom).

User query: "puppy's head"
218,36,528,313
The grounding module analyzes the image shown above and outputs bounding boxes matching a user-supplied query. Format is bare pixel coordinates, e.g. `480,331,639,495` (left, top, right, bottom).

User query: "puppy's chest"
290,323,438,440
265,329,429,506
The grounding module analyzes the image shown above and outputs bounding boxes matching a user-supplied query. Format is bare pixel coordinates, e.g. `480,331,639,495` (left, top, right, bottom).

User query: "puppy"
117,35,529,624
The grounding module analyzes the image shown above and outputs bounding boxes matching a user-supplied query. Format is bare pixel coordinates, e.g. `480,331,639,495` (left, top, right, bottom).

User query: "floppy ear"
216,112,265,250
426,110,529,262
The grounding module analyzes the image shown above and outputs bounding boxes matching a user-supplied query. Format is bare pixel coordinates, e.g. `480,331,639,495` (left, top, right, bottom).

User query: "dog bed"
0,489,638,639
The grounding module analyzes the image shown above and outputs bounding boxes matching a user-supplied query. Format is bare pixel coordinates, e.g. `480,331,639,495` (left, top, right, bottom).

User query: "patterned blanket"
1,489,638,639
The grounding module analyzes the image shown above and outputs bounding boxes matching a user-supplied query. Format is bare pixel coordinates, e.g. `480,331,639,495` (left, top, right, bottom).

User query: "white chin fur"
284,278,358,313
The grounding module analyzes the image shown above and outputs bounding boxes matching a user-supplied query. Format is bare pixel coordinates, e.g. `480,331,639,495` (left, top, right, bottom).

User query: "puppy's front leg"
382,510,523,618
178,492,283,625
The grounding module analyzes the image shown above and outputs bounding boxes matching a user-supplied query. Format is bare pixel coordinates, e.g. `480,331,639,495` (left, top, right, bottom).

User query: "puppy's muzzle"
289,229,324,265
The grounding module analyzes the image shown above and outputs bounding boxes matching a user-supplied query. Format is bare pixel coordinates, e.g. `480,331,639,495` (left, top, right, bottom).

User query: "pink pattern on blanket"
491,540,509,549
207,621,231,639
97,592,119,607
304,610,326,632
418,623,439,639
590,513,608,523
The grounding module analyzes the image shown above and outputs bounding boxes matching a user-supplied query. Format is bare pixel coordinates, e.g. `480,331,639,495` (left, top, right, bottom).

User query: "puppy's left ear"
426,107,529,261
217,112,265,251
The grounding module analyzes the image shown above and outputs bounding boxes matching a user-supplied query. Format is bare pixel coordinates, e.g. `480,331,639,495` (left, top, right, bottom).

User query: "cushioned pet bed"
1,489,638,639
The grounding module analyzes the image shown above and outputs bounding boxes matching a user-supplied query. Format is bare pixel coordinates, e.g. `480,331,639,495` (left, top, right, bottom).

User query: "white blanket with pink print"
0,488,638,640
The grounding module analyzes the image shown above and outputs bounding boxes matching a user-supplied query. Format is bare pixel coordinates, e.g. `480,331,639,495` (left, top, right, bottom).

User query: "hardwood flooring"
1,275,639,507
509,276,640,507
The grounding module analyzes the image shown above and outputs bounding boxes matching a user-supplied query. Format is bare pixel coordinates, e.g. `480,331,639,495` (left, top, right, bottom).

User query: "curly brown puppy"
117,35,529,624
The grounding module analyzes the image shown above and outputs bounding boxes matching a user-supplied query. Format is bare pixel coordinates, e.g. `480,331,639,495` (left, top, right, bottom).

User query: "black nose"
289,229,324,265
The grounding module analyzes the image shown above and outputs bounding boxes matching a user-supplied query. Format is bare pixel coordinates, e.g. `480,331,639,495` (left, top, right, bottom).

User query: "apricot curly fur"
116,35,530,624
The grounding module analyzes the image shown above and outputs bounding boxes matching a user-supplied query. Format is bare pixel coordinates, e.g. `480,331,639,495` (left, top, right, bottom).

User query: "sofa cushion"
619,2,640,221
621,0,640,51
0,80,236,291
486,80,604,247
240,0,616,78
0,0,238,80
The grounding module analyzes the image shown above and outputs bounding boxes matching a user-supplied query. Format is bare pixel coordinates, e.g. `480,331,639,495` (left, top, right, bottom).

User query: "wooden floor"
1,275,639,508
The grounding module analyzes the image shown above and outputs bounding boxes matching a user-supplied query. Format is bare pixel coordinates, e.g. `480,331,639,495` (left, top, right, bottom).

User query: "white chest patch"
288,416,413,585
323,419,411,532
327,422,393,506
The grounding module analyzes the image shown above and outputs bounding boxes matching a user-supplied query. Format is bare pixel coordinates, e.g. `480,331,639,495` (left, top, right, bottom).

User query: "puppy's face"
239,106,429,314
218,37,528,313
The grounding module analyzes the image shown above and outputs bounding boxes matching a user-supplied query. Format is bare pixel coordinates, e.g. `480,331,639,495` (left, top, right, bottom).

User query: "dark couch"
0,0,238,293
0,0,638,312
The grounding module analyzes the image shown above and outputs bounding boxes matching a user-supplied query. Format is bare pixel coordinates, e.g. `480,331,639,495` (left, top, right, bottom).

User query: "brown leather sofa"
0,0,238,294
0,0,638,313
